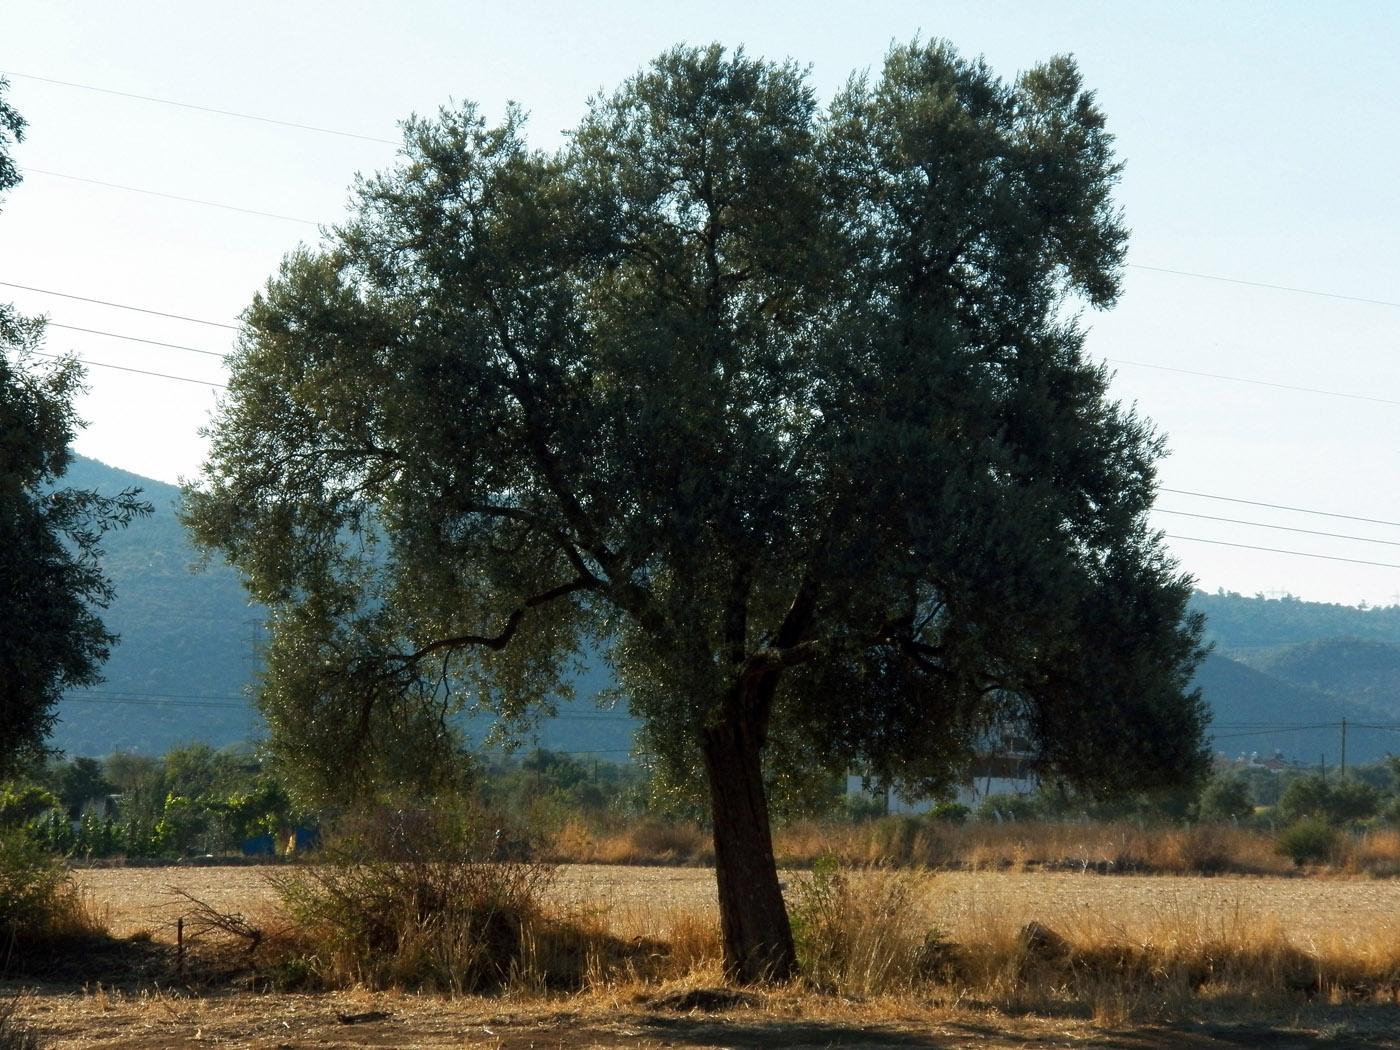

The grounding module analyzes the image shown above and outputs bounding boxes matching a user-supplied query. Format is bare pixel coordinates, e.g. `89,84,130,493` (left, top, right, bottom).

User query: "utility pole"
1340,718,1347,777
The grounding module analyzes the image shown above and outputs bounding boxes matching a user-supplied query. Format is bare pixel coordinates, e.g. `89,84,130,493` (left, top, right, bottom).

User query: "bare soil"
7,864,1400,1049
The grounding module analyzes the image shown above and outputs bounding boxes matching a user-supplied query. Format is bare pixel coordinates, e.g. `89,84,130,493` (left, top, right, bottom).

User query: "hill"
1188,591,1400,766
50,459,1400,767
1190,590,1400,650
51,459,261,756
1193,651,1392,766
53,457,635,759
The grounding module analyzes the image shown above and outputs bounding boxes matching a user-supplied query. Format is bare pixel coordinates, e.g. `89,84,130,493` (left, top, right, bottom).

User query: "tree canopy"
0,78,152,777
184,42,1209,982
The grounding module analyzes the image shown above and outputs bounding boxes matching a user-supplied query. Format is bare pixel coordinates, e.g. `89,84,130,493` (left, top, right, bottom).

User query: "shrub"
974,792,1043,822
0,828,102,947
1328,778,1381,824
788,855,944,994
1276,774,1380,827
0,787,58,828
929,801,970,824
1197,775,1253,823
1276,819,1338,866
271,805,557,991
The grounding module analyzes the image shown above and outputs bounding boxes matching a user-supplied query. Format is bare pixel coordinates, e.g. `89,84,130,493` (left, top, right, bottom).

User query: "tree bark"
701,693,797,984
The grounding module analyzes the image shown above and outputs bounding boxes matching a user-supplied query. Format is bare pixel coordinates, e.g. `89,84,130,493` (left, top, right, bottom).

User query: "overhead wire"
1104,356,1400,406
8,69,1399,589
23,168,323,226
1154,509,1400,548
10,67,1399,317
0,70,401,145
29,348,226,388
46,322,226,357
0,280,238,328
1126,263,1400,311
1164,534,1400,570
1160,489,1400,529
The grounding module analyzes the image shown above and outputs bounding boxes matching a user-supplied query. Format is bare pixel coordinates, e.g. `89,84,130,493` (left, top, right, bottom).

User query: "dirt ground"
20,985,1400,1050
8,865,1400,1049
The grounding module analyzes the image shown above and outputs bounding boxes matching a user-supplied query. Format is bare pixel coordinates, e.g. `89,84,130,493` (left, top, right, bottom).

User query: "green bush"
1197,775,1253,823
929,801,970,824
0,828,97,944
974,792,1043,822
0,787,58,828
1276,774,1380,827
1275,819,1338,866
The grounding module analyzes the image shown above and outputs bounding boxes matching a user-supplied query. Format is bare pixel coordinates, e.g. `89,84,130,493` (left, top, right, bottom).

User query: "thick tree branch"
396,576,599,663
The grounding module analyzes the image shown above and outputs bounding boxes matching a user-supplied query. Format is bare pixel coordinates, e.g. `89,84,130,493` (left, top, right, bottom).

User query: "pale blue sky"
2,1,1397,606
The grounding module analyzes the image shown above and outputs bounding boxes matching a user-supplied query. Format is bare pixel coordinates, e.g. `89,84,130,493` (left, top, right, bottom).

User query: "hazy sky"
2,1,1397,608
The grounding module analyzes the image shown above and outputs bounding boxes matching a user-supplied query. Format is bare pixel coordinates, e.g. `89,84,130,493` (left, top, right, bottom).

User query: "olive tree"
183,42,1208,982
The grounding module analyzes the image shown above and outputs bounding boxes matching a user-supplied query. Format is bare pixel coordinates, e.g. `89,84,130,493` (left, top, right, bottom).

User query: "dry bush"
581,819,712,866
1336,828,1400,877
788,858,946,996
269,806,556,992
0,997,44,1050
842,875,1400,1019
264,806,688,993
775,818,1304,876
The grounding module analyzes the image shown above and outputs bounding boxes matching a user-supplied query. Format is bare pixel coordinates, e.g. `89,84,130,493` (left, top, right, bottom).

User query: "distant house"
847,750,1037,815
76,794,121,822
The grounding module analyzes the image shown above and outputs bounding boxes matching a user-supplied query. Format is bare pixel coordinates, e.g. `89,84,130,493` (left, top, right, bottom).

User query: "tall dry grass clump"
776,864,1400,1019
0,997,44,1050
1336,827,1400,877
270,806,560,992
267,806,687,993
774,817,1313,875
560,819,712,866
787,857,947,995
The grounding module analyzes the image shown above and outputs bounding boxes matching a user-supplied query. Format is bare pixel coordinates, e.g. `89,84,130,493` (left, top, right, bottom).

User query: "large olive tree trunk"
701,692,797,984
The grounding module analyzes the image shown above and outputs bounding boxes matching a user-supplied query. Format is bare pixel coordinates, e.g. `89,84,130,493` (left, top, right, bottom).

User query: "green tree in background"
0,79,151,777
184,42,1208,982
1197,774,1254,822
48,756,116,816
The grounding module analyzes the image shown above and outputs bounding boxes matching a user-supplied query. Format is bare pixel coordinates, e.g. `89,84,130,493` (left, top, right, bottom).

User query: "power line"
0,280,239,329
46,322,227,358
1166,533,1400,570
1105,357,1400,406
1161,489,1400,529
1155,509,1400,548
1127,263,1400,311
9,71,1399,321
1,69,400,146
23,168,322,226
63,694,247,710
31,349,226,389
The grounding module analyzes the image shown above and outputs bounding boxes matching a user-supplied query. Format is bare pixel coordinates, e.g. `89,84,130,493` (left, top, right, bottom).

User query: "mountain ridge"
49,457,1400,767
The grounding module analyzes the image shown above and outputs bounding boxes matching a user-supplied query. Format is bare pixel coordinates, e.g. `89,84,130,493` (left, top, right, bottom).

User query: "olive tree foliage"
0,79,151,777
184,42,1208,981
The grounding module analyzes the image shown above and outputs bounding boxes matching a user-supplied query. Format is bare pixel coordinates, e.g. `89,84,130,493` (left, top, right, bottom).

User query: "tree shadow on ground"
635,1003,1400,1050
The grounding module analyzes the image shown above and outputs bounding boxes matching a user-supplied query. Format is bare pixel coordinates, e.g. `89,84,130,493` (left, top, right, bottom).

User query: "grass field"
2,863,1391,1049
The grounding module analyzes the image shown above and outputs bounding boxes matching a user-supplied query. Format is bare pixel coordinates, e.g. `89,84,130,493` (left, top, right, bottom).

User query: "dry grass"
70,863,1400,1009
47,813,1400,1039
771,818,1400,876
545,819,713,866
28,862,1400,1048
